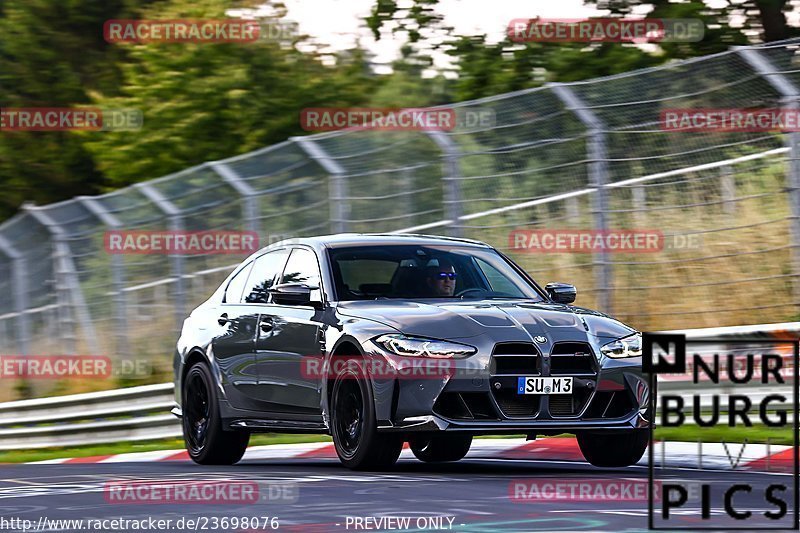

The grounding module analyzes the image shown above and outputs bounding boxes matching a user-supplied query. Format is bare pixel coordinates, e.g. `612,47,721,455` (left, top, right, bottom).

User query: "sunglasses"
434,272,457,280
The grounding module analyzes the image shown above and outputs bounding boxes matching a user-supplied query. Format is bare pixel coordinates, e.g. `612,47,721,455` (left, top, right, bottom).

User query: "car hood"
336,299,636,343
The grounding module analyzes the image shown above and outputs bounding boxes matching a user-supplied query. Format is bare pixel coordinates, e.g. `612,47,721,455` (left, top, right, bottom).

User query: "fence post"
566,197,580,221
426,131,464,238
22,204,99,355
77,196,129,359
135,184,186,334
550,84,613,314
209,162,260,235
632,186,646,227
400,167,414,228
720,165,736,216
0,235,30,356
293,137,348,234
737,46,800,306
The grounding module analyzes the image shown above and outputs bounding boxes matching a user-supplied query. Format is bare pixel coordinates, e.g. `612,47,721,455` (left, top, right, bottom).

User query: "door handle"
259,317,274,333
218,313,229,326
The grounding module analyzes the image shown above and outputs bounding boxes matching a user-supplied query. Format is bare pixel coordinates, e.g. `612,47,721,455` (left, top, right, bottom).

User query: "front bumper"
368,337,650,434
378,409,648,433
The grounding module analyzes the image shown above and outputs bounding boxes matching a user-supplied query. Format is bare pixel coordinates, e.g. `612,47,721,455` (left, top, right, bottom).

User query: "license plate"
517,377,573,395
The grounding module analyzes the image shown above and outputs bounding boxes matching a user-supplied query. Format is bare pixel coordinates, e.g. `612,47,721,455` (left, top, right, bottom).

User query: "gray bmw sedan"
173,234,649,470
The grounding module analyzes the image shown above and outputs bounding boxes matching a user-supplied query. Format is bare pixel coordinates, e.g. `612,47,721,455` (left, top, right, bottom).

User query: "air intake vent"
584,391,636,419
432,392,499,420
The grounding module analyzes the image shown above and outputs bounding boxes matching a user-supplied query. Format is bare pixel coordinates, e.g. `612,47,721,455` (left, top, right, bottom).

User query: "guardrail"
0,323,796,450
0,383,179,450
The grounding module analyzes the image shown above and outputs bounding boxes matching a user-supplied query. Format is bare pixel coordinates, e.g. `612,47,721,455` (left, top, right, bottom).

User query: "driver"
424,258,457,297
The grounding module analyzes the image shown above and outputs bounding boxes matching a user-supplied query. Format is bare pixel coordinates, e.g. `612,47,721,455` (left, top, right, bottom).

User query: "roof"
275,233,491,249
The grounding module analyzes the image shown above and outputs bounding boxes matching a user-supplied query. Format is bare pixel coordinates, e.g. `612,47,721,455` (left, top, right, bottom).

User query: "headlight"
601,333,642,359
374,334,477,359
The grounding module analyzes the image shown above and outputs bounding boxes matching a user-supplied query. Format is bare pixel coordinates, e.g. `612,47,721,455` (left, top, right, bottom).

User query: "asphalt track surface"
0,454,795,533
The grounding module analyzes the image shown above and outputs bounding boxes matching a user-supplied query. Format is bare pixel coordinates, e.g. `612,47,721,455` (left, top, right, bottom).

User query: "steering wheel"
455,288,486,299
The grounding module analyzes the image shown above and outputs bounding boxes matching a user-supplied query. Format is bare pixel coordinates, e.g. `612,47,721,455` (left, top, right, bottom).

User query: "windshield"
328,244,544,301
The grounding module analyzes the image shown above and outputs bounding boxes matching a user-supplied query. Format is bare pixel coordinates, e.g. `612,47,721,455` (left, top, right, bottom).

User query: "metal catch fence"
2,41,800,381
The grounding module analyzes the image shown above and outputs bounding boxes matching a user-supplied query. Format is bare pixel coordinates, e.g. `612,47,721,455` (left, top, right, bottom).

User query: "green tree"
0,0,146,218
366,0,447,45
0,0,380,218
365,0,751,101
588,0,797,43
85,0,379,186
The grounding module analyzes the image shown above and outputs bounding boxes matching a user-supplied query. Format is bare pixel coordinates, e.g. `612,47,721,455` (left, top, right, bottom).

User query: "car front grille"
547,342,597,416
488,341,605,419
490,342,540,375
550,342,597,376
548,395,575,416
490,343,543,418
549,386,595,417
492,389,541,417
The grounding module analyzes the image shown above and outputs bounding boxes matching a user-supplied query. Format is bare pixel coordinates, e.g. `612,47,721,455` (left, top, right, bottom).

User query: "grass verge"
2,426,792,464
0,434,331,464
655,425,794,446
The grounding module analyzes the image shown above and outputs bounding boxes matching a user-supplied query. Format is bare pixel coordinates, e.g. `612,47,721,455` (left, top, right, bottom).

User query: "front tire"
330,362,403,470
182,361,249,465
577,430,648,467
409,434,472,463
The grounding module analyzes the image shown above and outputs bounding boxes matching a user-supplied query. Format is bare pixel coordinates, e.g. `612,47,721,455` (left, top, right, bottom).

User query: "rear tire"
330,361,403,470
182,361,249,465
410,434,472,463
577,430,648,467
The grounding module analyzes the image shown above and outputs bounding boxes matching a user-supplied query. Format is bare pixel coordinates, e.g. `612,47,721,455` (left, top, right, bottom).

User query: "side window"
224,262,253,303
243,249,290,304
280,248,322,302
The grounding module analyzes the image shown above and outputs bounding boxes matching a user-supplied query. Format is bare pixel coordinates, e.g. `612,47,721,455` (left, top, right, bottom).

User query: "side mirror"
545,282,576,304
269,283,317,306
